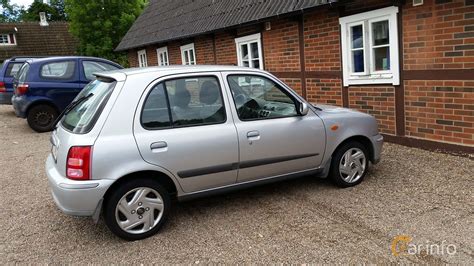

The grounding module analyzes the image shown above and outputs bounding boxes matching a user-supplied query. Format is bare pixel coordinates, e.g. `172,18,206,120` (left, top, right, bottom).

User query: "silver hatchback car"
46,66,383,240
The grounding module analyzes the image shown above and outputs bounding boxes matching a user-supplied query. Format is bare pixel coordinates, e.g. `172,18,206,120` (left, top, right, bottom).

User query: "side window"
40,61,76,80
82,61,120,80
141,83,172,129
141,76,226,130
227,75,297,121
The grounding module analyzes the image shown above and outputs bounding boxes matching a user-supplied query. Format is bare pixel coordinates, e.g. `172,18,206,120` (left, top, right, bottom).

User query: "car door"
133,73,239,193
222,72,326,183
37,59,81,111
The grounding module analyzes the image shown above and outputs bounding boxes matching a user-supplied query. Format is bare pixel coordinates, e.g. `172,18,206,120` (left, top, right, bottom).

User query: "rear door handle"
150,141,168,152
247,131,260,141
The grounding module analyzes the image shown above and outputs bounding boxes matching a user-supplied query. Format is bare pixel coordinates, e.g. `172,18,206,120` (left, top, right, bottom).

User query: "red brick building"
116,0,474,154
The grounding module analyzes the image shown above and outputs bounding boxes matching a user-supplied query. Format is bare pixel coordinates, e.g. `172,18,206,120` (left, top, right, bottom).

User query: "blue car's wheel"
27,105,58,132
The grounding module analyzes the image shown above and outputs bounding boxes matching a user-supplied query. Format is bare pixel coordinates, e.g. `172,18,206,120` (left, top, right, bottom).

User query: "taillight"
66,146,92,180
0,82,5,93
16,83,29,95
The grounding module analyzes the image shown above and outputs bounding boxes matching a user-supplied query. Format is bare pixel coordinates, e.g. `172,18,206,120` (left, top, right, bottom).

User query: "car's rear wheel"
329,141,369,187
104,178,171,241
27,105,58,132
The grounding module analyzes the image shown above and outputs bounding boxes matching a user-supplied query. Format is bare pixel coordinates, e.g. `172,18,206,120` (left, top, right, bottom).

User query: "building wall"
126,0,474,149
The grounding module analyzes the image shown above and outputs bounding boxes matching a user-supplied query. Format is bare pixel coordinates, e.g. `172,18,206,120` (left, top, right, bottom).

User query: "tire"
104,178,171,241
27,105,58,132
329,141,369,188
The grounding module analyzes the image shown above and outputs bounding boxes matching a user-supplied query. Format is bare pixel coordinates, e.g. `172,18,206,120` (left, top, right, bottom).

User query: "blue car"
0,57,41,104
12,56,122,132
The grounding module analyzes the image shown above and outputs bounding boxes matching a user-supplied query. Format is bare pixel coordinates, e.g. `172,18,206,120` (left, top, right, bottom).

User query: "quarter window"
227,75,297,121
40,61,76,79
180,43,196,65
340,7,399,86
235,33,263,70
156,47,169,66
142,76,226,129
138,49,148,67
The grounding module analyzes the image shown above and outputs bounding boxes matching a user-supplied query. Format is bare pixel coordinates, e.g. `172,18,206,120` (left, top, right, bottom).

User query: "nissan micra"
46,66,383,240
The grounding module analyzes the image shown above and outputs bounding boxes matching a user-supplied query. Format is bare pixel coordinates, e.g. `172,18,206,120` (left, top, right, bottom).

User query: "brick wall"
262,18,301,72
403,0,474,70
127,50,138,67
306,79,343,106
214,32,237,65
349,87,397,135
195,35,216,64
405,80,474,145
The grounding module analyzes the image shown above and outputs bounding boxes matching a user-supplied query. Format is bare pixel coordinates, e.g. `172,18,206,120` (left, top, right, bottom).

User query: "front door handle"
247,131,260,141
150,141,168,152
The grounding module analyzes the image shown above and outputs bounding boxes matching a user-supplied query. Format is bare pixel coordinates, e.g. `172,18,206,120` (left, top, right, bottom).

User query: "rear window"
62,78,117,134
6,62,23,77
83,61,120,80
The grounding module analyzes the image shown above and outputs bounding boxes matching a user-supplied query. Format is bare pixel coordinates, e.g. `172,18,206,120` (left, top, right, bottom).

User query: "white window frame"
137,49,148,68
0,33,16,46
235,33,264,70
156,46,169,66
340,6,400,86
180,43,196,65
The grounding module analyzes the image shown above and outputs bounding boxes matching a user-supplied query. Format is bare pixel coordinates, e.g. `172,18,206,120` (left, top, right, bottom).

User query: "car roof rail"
10,56,46,61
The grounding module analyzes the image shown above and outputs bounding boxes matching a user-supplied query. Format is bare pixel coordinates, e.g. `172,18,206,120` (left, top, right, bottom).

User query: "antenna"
39,12,49,27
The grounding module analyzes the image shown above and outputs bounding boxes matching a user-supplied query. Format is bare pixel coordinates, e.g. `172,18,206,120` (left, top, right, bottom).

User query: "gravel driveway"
0,105,472,264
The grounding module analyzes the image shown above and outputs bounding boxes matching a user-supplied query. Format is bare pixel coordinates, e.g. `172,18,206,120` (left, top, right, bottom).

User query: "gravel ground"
0,105,472,264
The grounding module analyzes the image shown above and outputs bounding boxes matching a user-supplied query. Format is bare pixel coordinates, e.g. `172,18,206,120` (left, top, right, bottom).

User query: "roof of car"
24,56,120,65
96,65,268,82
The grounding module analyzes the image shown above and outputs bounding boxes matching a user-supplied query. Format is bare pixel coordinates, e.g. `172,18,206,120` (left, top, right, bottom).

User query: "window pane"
351,25,363,49
243,61,250,67
141,83,171,129
184,50,189,65
374,47,390,71
164,52,168,65
252,59,260,69
6,63,22,77
0,34,8,44
241,44,249,61
166,77,225,126
189,49,195,63
373,20,389,46
41,61,75,79
250,42,259,59
352,50,365,73
227,75,297,121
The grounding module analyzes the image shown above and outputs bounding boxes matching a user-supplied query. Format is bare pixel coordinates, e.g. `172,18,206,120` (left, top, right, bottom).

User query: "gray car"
46,66,383,240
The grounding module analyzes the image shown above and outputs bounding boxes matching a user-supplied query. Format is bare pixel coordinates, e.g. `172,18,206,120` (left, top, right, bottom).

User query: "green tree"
0,0,25,22
21,0,67,21
65,0,147,66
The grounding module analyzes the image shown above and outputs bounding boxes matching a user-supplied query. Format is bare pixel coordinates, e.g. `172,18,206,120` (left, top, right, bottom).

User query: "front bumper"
0,92,13,104
370,134,384,164
46,155,114,216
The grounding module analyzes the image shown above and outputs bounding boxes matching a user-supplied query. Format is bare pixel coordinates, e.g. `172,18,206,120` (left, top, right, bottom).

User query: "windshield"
62,78,117,134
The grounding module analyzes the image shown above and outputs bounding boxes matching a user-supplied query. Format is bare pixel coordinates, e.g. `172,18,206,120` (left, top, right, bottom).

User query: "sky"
10,0,35,7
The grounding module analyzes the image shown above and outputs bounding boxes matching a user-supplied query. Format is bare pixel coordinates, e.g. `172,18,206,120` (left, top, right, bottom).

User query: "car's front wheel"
329,141,369,187
104,178,171,241
27,105,58,132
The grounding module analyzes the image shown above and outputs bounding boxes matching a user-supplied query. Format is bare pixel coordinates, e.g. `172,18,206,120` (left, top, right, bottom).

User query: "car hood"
311,103,360,114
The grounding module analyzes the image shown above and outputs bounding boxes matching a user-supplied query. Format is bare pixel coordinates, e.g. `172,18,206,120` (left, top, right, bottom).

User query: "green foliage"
0,0,25,22
65,0,147,66
21,1,67,22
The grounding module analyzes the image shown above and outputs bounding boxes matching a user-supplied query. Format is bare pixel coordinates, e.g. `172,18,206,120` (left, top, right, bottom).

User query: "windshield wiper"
53,93,94,128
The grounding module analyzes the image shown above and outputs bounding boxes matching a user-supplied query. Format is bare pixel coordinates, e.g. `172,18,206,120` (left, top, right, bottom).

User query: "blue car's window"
82,61,120,81
40,61,75,80
6,63,23,77
62,78,116,134
17,63,30,83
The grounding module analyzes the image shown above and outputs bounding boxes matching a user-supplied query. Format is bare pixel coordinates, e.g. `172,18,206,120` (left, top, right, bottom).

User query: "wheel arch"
25,99,59,117
103,170,178,206
332,135,375,163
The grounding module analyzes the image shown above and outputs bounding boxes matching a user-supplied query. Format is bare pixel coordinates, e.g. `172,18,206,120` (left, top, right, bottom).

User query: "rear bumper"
11,95,27,118
46,155,114,216
0,92,13,104
370,134,384,164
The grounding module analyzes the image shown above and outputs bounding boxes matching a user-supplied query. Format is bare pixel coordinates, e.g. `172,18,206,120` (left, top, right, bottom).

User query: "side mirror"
298,102,309,116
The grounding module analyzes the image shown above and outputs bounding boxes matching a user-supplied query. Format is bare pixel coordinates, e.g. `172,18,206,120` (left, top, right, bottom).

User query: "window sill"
344,74,399,86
